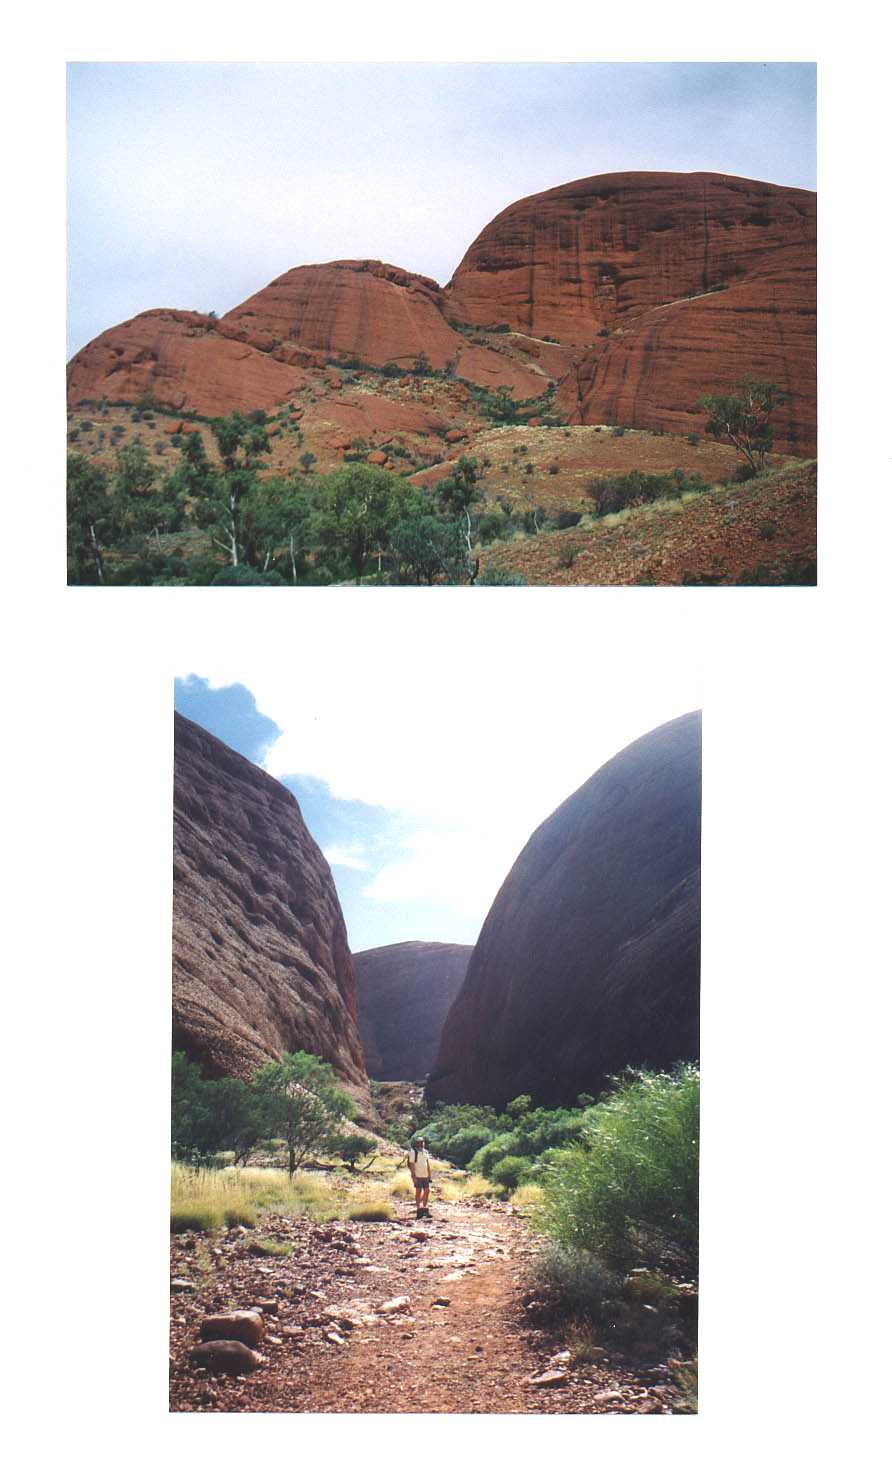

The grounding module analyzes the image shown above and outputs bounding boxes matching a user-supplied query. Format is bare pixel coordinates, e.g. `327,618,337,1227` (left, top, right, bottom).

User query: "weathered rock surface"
353,941,473,1079
426,712,701,1108
446,171,815,453
189,1340,263,1375
65,309,313,419
199,1311,265,1348
69,172,814,453
173,713,371,1112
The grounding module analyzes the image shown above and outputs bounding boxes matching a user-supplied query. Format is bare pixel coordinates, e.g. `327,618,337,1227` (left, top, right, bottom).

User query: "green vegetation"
538,1066,699,1274
696,376,786,473
586,467,705,517
253,1051,355,1179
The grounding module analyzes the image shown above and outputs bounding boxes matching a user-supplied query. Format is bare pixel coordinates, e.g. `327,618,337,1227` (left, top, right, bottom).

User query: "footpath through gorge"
170,1191,689,1414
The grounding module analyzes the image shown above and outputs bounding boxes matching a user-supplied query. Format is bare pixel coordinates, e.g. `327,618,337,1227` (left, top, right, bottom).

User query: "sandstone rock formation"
68,172,815,454
173,713,371,1113
446,172,815,454
426,712,701,1108
353,941,473,1080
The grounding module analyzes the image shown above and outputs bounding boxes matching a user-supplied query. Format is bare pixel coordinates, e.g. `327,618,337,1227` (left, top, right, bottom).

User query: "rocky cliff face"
68,172,814,452
353,941,473,1080
426,712,701,1108
446,172,815,454
172,713,371,1114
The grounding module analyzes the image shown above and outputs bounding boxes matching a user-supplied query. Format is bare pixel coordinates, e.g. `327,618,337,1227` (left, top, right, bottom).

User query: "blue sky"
175,675,491,950
68,62,815,357
174,663,705,953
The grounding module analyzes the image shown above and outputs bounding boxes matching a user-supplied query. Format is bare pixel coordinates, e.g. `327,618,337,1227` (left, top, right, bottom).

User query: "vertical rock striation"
172,713,371,1113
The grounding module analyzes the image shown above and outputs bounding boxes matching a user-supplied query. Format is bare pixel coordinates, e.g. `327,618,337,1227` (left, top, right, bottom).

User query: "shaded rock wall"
353,941,473,1080
173,713,371,1114
427,712,701,1108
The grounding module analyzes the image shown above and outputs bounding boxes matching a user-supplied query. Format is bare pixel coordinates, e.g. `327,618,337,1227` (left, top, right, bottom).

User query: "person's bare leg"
422,1183,430,1213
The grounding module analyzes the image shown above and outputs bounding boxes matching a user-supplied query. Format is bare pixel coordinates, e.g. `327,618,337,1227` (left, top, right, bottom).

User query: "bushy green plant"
476,568,527,586
491,1154,532,1191
445,1125,496,1167
539,1066,699,1272
468,1133,521,1177
530,1242,622,1320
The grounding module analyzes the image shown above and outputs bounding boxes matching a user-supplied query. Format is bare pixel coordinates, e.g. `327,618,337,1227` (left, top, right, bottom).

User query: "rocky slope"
68,170,815,454
173,713,371,1113
353,941,473,1080
426,712,701,1108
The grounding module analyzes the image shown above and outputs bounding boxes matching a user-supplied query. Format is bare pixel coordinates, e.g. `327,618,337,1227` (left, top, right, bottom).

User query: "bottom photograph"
170,677,701,1414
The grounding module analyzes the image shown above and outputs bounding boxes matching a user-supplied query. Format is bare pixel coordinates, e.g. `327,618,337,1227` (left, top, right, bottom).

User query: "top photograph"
66,62,816,588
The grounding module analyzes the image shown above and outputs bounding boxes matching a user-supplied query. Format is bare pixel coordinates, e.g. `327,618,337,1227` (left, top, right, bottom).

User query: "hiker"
406,1134,432,1218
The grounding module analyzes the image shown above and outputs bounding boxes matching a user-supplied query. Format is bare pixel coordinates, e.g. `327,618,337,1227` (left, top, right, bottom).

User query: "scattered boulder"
189,1340,263,1375
529,1369,569,1387
377,1296,411,1315
199,1310,265,1348
367,449,388,465
170,1278,197,1293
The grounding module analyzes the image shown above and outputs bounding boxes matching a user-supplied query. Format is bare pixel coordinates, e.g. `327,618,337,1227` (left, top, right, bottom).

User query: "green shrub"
539,1066,699,1272
468,1133,520,1177
491,1154,532,1191
476,568,527,586
530,1242,621,1320
444,1125,496,1167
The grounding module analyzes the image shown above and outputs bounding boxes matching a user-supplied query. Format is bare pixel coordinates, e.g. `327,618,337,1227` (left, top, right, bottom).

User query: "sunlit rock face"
172,713,371,1114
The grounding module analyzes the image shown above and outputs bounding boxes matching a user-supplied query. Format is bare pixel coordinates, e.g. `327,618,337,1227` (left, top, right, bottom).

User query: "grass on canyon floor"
170,1153,490,1233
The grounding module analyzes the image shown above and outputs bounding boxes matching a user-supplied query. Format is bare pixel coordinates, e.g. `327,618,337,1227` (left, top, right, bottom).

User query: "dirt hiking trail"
170,1194,688,1414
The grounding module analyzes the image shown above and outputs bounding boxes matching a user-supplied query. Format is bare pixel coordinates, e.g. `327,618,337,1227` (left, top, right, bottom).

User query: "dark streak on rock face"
353,942,473,1080
426,712,701,1109
172,713,371,1113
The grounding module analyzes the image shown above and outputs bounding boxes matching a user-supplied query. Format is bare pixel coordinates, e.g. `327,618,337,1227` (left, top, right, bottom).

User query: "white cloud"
175,592,704,923
323,845,369,871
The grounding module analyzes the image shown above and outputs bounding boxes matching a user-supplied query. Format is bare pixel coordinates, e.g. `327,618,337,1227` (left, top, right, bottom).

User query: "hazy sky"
68,62,815,358
174,661,702,953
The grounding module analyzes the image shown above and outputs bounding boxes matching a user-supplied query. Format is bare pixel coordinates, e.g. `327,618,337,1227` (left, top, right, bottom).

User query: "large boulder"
172,713,371,1114
426,712,701,1108
353,941,473,1079
446,171,815,454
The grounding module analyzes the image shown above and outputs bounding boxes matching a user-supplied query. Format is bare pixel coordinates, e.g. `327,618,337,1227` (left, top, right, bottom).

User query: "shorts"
413,1174,431,1189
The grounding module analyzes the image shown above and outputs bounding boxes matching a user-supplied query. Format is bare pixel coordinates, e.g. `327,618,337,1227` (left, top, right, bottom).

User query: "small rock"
593,1390,623,1404
200,1311,265,1348
256,1299,279,1315
325,1331,347,1346
170,1278,197,1293
529,1370,569,1388
266,1335,283,1346
189,1340,263,1375
432,1297,451,1307
377,1296,411,1314
549,1351,571,1365
282,1326,302,1338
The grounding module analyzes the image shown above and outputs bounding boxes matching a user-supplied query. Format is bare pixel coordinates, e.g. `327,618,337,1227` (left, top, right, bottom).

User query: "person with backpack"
405,1134,432,1218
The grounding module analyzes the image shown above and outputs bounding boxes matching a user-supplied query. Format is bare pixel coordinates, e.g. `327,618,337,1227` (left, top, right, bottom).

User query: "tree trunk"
288,1145,296,1181
89,524,104,584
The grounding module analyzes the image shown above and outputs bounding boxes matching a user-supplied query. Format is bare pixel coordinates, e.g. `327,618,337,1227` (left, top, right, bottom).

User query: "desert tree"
696,377,788,473
253,1051,355,1180
436,455,483,583
312,463,413,584
66,454,114,583
191,411,272,566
